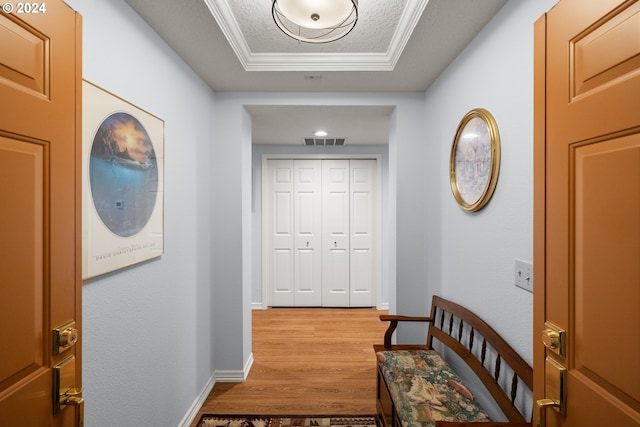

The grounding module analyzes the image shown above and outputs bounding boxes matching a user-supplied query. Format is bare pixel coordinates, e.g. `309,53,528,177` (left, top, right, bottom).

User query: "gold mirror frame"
449,108,501,212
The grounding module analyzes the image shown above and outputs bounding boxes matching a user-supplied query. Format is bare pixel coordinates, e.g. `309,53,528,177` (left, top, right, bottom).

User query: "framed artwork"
449,108,500,212
82,81,164,278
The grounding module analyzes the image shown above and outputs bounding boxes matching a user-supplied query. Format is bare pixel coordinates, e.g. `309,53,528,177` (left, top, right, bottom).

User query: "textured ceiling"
125,0,507,144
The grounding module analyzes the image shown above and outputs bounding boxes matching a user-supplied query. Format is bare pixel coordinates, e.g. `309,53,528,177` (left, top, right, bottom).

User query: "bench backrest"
426,295,533,423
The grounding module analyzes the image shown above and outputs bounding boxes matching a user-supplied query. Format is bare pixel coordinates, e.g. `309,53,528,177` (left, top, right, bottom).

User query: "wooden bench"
374,295,533,427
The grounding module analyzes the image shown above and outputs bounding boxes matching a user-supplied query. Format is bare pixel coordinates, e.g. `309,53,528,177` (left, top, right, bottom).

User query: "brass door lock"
53,321,78,355
541,321,565,357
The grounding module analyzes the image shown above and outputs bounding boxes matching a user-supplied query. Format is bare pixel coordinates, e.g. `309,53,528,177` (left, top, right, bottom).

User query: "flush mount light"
272,0,358,44
314,130,328,137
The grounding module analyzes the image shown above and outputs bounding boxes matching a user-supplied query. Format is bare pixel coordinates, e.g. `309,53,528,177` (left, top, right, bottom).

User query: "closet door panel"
322,160,350,307
267,160,295,306
350,160,375,307
293,160,322,306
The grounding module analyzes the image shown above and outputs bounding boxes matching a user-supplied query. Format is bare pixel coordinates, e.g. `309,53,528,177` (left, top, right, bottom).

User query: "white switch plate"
515,259,533,293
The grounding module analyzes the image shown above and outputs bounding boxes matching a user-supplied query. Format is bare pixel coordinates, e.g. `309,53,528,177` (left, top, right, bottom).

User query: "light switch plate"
515,259,533,292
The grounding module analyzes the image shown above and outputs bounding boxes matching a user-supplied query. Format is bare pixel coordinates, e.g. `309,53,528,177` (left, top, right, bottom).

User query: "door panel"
267,160,294,306
350,160,374,307
273,249,293,301
534,0,640,425
0,2,82,425
0,15,47,95
322,160,350,307
0,138,44,376
574,137,640,406
294,160,322,306
0,137,48,427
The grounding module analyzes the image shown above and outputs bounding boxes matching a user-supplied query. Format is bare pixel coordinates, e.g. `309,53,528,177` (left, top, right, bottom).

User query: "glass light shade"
272,0,358,44
277,0,354,28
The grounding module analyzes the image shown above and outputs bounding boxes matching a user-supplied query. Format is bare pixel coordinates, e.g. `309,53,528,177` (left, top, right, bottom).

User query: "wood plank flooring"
190,307,388,425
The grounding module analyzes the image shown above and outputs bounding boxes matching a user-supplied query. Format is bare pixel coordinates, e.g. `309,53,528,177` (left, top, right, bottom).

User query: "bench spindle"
511,372,518,405
481,338,487,366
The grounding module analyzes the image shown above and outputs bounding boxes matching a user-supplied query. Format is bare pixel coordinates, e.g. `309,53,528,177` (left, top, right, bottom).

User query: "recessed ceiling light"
314,130,328,137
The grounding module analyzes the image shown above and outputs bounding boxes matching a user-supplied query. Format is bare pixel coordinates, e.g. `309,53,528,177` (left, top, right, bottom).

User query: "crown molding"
204,0,428,72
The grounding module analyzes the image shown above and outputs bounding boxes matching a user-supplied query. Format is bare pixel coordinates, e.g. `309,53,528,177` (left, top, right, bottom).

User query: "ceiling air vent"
303,138,346,146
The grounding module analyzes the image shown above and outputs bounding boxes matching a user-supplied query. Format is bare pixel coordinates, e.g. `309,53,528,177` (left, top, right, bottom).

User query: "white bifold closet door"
348,159,375,307
267,159,322,307
321,160,350,306
266,158,376,307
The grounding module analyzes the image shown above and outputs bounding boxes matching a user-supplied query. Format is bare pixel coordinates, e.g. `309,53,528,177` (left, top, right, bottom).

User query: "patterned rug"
197,415,378,427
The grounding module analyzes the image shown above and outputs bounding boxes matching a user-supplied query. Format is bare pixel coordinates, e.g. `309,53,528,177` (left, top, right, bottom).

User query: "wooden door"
349,160,375,307
534,0,640,426
322,159,350,307
293,160,322,306
0,2,82,427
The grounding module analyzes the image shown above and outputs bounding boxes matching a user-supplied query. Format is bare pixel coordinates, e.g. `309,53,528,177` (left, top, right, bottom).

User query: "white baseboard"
253,303,388,310
178,373,215,427
213,352,254,382
178,353,254,427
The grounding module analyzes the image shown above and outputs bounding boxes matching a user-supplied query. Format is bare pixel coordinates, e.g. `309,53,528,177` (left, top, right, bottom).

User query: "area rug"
197,415,378,427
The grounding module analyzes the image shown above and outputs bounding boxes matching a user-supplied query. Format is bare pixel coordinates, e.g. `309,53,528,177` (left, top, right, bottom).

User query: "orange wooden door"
0,2,82,426
534,0,640,426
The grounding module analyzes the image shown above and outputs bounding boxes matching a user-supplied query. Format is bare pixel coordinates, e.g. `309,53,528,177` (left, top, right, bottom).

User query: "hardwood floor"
190,307,389,425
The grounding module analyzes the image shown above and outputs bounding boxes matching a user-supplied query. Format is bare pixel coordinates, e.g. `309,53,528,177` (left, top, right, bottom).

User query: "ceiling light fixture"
314,130,328,137
272,0,358,44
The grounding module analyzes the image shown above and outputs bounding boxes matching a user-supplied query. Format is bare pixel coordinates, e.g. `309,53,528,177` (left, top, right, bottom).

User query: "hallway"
191,308,389,425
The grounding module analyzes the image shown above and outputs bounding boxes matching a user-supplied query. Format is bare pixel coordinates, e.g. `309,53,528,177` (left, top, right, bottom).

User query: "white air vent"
303,138,346,146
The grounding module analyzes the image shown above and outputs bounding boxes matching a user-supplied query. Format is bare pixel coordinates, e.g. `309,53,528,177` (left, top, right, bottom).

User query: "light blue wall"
62,0,559,425
66,1,216,426
210,94,253,377
423,0,557,364
213,92,427,375
416,3,557,419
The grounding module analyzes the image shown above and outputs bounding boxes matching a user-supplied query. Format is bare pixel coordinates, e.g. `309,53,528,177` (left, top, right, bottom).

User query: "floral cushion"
376,350,490,427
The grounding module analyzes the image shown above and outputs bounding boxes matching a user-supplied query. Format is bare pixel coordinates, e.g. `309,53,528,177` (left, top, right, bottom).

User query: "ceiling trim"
204,0,429,72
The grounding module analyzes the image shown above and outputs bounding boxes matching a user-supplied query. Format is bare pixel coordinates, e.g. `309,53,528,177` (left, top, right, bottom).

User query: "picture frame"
82,80,164,279
449,108,500,212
